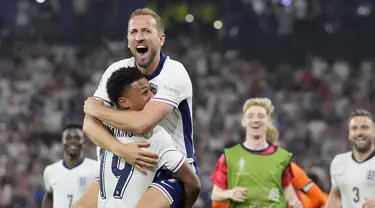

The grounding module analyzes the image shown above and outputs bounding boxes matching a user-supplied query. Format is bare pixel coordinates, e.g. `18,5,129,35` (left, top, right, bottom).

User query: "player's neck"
64,153,83,169
137,52,161,76
353,146,375,162
243,136,268,150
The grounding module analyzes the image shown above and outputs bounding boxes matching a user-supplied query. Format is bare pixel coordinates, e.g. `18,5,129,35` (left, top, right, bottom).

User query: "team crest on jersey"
79,177,86,188
366,169,375,182
150,83,158,94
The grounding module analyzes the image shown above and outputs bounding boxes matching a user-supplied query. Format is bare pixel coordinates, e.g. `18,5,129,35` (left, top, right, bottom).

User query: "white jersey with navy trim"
98,125,185,208
43,158,98,208
93,53,195,161
330,151,375,208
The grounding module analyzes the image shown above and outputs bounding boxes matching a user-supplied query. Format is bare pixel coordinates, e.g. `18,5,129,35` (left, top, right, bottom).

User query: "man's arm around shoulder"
82,115,122,152
83,115,158,174
94,100,173,135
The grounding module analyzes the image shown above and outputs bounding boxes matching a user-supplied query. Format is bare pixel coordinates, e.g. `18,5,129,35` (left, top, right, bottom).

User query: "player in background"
274,138,327,208
289,162,327,208
211,140,327,208
42,124,98,208
74,67,200,208
210,98,302,208
82,7,197,208
326,109,375,208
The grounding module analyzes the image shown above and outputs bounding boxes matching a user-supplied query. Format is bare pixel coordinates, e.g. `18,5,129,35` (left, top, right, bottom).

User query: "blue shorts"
150,157,199,208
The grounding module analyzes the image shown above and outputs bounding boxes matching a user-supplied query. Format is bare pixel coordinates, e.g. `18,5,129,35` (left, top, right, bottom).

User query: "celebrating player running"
210,98,302,208
327,109,375,208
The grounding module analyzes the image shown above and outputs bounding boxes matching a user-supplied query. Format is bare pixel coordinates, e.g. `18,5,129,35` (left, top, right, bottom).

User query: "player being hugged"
42,124,98,208
75,67,200,208
327,109,375,208
80,7,198,208
210,98,302,208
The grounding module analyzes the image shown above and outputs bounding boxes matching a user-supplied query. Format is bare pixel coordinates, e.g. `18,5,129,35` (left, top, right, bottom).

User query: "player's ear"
159,33,165,47
118,97,130,109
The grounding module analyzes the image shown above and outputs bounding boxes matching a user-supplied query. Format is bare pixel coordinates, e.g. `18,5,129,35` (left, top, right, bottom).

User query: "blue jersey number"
99,149,134,199
111,155,134,198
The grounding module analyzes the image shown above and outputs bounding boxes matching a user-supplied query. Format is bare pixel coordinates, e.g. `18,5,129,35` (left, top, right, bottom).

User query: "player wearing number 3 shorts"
326,109,375,208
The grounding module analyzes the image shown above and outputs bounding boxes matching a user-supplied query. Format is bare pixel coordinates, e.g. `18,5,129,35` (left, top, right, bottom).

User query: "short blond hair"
242,98,279,144
242,97,275,115
128,8,165,34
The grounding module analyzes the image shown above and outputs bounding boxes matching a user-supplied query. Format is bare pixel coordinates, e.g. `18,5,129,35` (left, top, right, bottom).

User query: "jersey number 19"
99,149,134,199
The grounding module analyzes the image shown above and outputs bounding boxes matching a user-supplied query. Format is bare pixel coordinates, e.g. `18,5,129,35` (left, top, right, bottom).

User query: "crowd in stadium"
1,0,375,207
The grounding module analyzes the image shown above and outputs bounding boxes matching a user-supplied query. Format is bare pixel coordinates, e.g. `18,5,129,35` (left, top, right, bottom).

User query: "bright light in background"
36,0,45,3
185,14,194,23
357,5,371,16
281,0,292,7
213,20,223,30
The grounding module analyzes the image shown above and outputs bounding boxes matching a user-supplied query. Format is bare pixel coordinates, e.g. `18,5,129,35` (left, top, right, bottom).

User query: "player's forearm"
95,107,149,135
72,180,99,208
211,186,231,202
283,184,300,203
326,199,341,208
41,193,53,208
183,183,201,208
83,115,123,152
326,188,341,208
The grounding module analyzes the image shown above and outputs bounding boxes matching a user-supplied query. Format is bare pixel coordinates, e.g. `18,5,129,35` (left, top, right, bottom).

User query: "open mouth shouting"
136,45,149,59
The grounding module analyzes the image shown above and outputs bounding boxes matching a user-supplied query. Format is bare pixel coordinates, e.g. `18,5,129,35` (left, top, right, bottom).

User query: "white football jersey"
93,53,195,160
98,125,185,208
43,158,99,208
330,151,375,208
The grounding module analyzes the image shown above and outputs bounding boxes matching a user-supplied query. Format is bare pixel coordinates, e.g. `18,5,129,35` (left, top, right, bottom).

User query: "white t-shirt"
93,54,195,160
330,151,375,208
43,158,99,208
98,125,185,208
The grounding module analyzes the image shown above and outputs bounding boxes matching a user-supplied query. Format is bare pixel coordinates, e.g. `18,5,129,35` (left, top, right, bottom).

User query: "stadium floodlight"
213,20,223,30
185,14,194,23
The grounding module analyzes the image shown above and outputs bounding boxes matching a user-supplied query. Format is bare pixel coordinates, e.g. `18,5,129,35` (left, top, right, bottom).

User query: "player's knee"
185,176,201,194
186,181,201,196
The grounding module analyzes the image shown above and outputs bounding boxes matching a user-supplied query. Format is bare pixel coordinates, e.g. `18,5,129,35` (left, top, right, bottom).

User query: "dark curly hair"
106,66,145,108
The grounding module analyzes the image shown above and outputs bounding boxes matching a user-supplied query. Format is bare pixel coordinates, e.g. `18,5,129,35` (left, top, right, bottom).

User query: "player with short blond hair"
210,98,302,208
